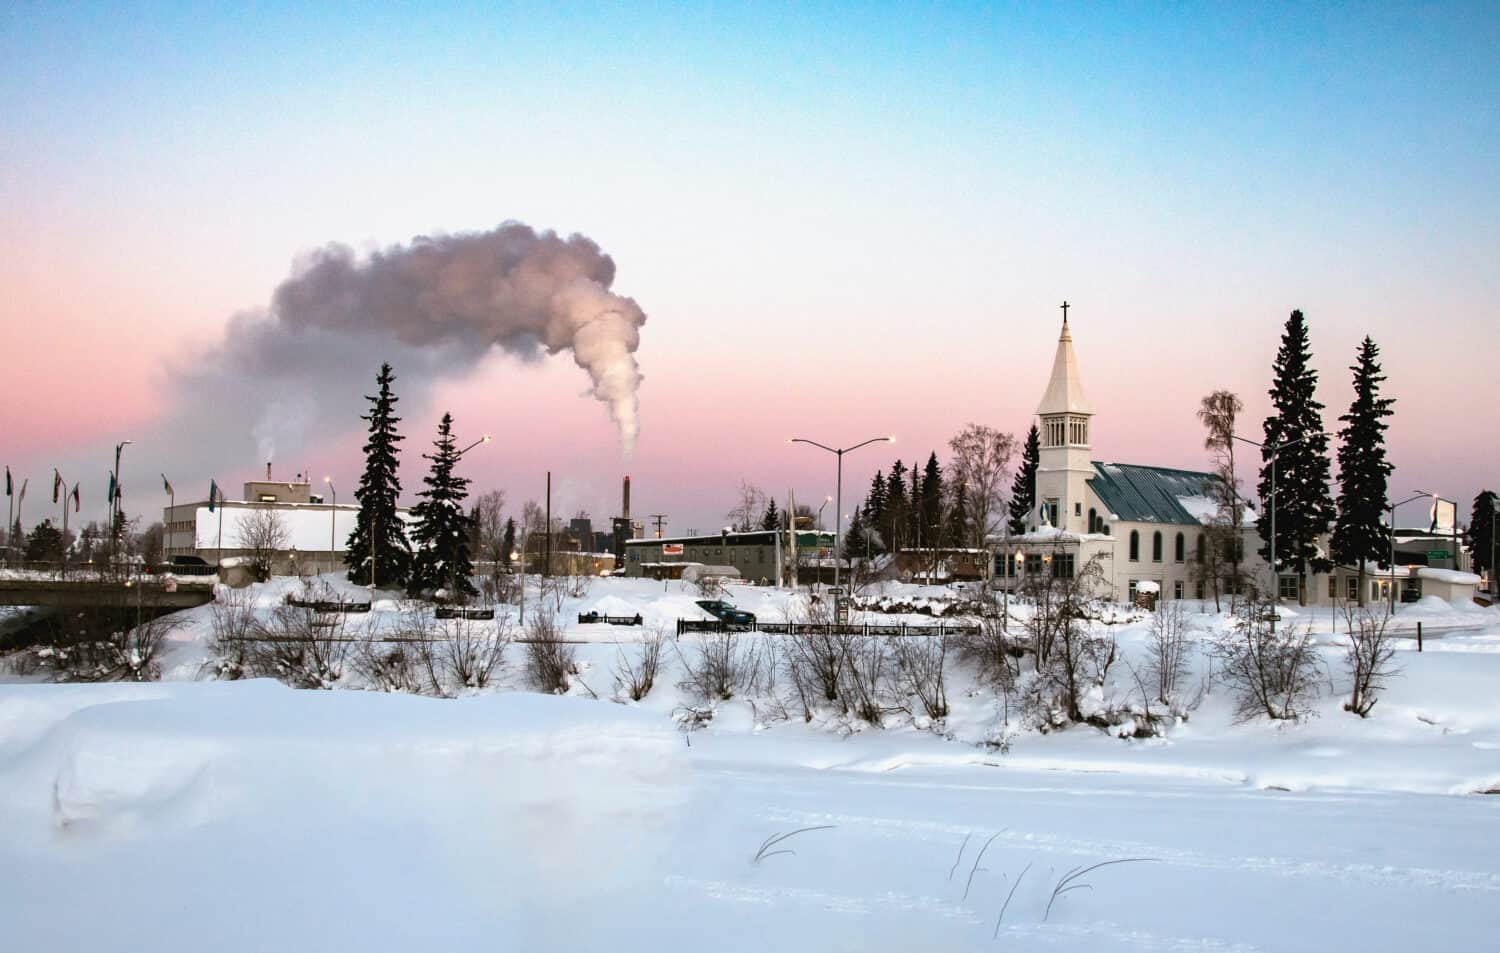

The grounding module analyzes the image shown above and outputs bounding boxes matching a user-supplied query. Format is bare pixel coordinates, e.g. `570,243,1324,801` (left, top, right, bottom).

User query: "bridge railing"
675,619,980,638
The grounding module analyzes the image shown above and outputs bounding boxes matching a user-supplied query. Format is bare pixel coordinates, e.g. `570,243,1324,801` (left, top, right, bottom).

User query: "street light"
1231,431,1328,630
789,435,893,592
324,477,336,575
1385,493,1427,613
456,434,493,458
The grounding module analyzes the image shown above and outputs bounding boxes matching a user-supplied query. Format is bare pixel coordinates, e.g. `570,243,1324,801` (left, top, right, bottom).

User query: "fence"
675,619,981,638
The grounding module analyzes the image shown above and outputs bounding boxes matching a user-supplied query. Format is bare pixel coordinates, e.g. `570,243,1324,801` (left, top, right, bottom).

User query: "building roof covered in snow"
1088,462,1251,526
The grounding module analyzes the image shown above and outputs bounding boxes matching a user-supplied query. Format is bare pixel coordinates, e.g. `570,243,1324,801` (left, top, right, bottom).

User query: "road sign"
1426,550,1449,560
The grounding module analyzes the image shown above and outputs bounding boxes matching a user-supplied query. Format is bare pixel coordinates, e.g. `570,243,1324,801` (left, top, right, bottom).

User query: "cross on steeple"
1060,300,1070,323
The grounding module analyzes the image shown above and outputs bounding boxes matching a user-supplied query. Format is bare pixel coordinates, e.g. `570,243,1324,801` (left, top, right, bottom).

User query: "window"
1196,533,1205,564
1278,575,1299,600
1372,582,1382,602
1051,554,1075,579
1347,577,1358,600
1088,508,1097,533
1195,580,1206,600
1174,580,1185,600
1074,502,1082,517
1174,532,1185,563
1129,530,1140,561
1046,498,1060,525
1128,580,1139,602
1328,576,1338,599
1152,531,1163,563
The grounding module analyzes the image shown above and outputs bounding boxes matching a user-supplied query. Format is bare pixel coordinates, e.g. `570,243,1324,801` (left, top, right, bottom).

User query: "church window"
1128,531,1139,562
1174,532,1185,563
1152,531,1163,562
1074,502,1081,517
1088,508,1097,533
1196,533,1205,563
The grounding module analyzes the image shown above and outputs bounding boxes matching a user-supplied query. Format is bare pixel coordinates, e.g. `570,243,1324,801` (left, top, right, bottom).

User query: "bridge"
0,576,216,610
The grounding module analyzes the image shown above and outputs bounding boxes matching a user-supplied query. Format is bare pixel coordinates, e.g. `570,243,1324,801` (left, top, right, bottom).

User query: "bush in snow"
208,588,257,679
1211,599,1321,721
248,603,350,689
889,632,949,721
521,612,575,694
1341,604,1402,717
1145,600,1194,708
613,628,665,701
440,615,511,691
838,636,890,725
677,630,761,703
957,587,1022,698
1022,549,1115,723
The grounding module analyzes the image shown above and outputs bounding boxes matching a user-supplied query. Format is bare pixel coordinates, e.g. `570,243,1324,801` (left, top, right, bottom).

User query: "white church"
999,310,1480,609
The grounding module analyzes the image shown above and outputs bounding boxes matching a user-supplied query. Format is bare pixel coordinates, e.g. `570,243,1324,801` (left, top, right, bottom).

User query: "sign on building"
663,543,684,556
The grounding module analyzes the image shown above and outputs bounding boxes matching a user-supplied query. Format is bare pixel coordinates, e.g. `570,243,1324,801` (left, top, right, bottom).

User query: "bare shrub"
1145,601,1193,706
442,615,511,691
111,610,179,681
208,589,257,680
352,636,423,693
677,630,759,702
890,633,949,720
1211,599,1321,721
838,635,889,724
564,572,592,599
248,604,350,689
236,507,289,581
522,613,574,694
1342,605,1401,717
1023,551,1115,722
614,629,665,701
958,588,1021,696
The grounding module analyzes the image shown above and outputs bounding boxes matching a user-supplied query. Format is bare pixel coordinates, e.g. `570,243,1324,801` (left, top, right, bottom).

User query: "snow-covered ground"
2,576,1498,950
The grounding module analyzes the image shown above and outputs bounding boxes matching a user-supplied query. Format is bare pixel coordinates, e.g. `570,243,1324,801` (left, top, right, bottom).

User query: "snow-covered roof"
1415,567,1481,586
1088,463,1253,526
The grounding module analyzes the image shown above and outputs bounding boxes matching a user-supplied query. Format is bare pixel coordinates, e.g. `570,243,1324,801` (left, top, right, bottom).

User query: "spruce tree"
760,498,781,531
1470,490,1498,594
1330,337,1395,605
407,413,477,599
843,506,868,563
1007,424,1040,535
1257,310,1336,604
909,463,923,546
345,363,411,588
863,473,889,553
948,480,971,548
885,461,909,550
921,452,944,545
500,517,517,569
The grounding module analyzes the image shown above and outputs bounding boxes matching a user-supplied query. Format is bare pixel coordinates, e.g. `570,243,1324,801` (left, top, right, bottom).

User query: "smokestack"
266,462,272,480
622,475,631,520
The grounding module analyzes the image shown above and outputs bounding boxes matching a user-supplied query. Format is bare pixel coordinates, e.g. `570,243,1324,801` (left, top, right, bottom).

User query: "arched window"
1174,532,1185,563
1196,533,1206,564
1088,508,1097,534
1152,531,1163,562
1129,530,1140,562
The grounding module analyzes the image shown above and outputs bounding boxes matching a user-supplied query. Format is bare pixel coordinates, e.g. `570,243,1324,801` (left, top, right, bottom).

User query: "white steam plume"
163,222,647,479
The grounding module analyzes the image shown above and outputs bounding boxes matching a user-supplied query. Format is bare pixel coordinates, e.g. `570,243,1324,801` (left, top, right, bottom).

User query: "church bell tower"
1034,302,1093,534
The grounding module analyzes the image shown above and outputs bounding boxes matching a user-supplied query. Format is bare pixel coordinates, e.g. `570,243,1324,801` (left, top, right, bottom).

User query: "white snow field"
2,576,1499,951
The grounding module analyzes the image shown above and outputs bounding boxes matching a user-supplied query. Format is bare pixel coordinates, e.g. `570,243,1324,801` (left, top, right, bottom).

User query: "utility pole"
649,514,668,539
544,471,552,578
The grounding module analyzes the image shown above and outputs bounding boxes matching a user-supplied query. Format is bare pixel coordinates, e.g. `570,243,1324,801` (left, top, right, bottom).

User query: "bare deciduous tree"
1198,391,1247,608
613,629,665,701
725,480,767,533
237,507,290,581
521,612,574,694
472,489,508,562
947,424,1018,549
1023,548,1115,723
1145,600,1193,706
890,633,949,721
1342,605,1401,717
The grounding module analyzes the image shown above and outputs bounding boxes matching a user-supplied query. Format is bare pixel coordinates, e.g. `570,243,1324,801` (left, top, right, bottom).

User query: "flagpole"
5,468,12,565
15,479,26,559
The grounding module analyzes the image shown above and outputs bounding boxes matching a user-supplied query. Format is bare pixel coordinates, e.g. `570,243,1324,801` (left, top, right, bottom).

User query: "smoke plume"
166,223,647,475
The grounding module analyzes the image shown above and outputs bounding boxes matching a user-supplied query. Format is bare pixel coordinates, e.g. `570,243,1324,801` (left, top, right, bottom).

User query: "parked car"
695,599,756,626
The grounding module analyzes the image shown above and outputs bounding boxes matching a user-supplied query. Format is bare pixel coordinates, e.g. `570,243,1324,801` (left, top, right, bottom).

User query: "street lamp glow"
788,434,894,593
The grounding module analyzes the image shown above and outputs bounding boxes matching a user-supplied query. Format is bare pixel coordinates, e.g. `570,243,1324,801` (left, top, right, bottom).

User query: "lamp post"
1385,493,1427,614
324,477,336,575
1231,431,1326,631
789,435,893,592
456,434,493,459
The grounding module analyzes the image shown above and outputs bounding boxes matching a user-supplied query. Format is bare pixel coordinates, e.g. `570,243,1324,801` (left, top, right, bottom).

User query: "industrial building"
624,529,837,584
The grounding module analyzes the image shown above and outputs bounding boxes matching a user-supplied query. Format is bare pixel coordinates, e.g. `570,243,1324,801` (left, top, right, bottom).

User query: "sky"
2,1,1497,536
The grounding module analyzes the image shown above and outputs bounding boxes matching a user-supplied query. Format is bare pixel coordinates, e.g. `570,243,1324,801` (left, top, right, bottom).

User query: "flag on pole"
162,474,173,497
208,480,220,513
71,484,80,513
17,479,26,506
108,473,117,503
4,466,10,497
53,470,63,504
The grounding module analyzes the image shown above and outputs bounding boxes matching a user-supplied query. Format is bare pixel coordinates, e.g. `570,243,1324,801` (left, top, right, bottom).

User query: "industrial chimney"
266,462,272,480
622,475,631,520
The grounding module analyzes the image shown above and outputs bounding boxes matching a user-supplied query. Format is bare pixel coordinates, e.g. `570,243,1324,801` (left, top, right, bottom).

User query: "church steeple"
1037,302,1092,418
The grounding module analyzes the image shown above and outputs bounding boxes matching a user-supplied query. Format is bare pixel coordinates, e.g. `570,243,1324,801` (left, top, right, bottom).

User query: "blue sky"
2,2,1496,529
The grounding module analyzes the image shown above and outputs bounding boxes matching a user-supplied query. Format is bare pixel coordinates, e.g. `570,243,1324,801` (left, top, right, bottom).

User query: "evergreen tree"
1470,490,1498,594
909,463,923,545
885,461,909,550
920,452,944,546
843,506,869,563
948,480,971,548
25,519,63,562
1330,337,1395,605
862,473,889,552
1007,424,1041,535
407,413,477,599
500,517,517,570
345,363,411,588
1257,310,1336,604
759,498,781,531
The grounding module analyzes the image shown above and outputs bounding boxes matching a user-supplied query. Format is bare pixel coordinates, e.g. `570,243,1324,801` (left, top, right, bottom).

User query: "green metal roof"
1088,462,1221,525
